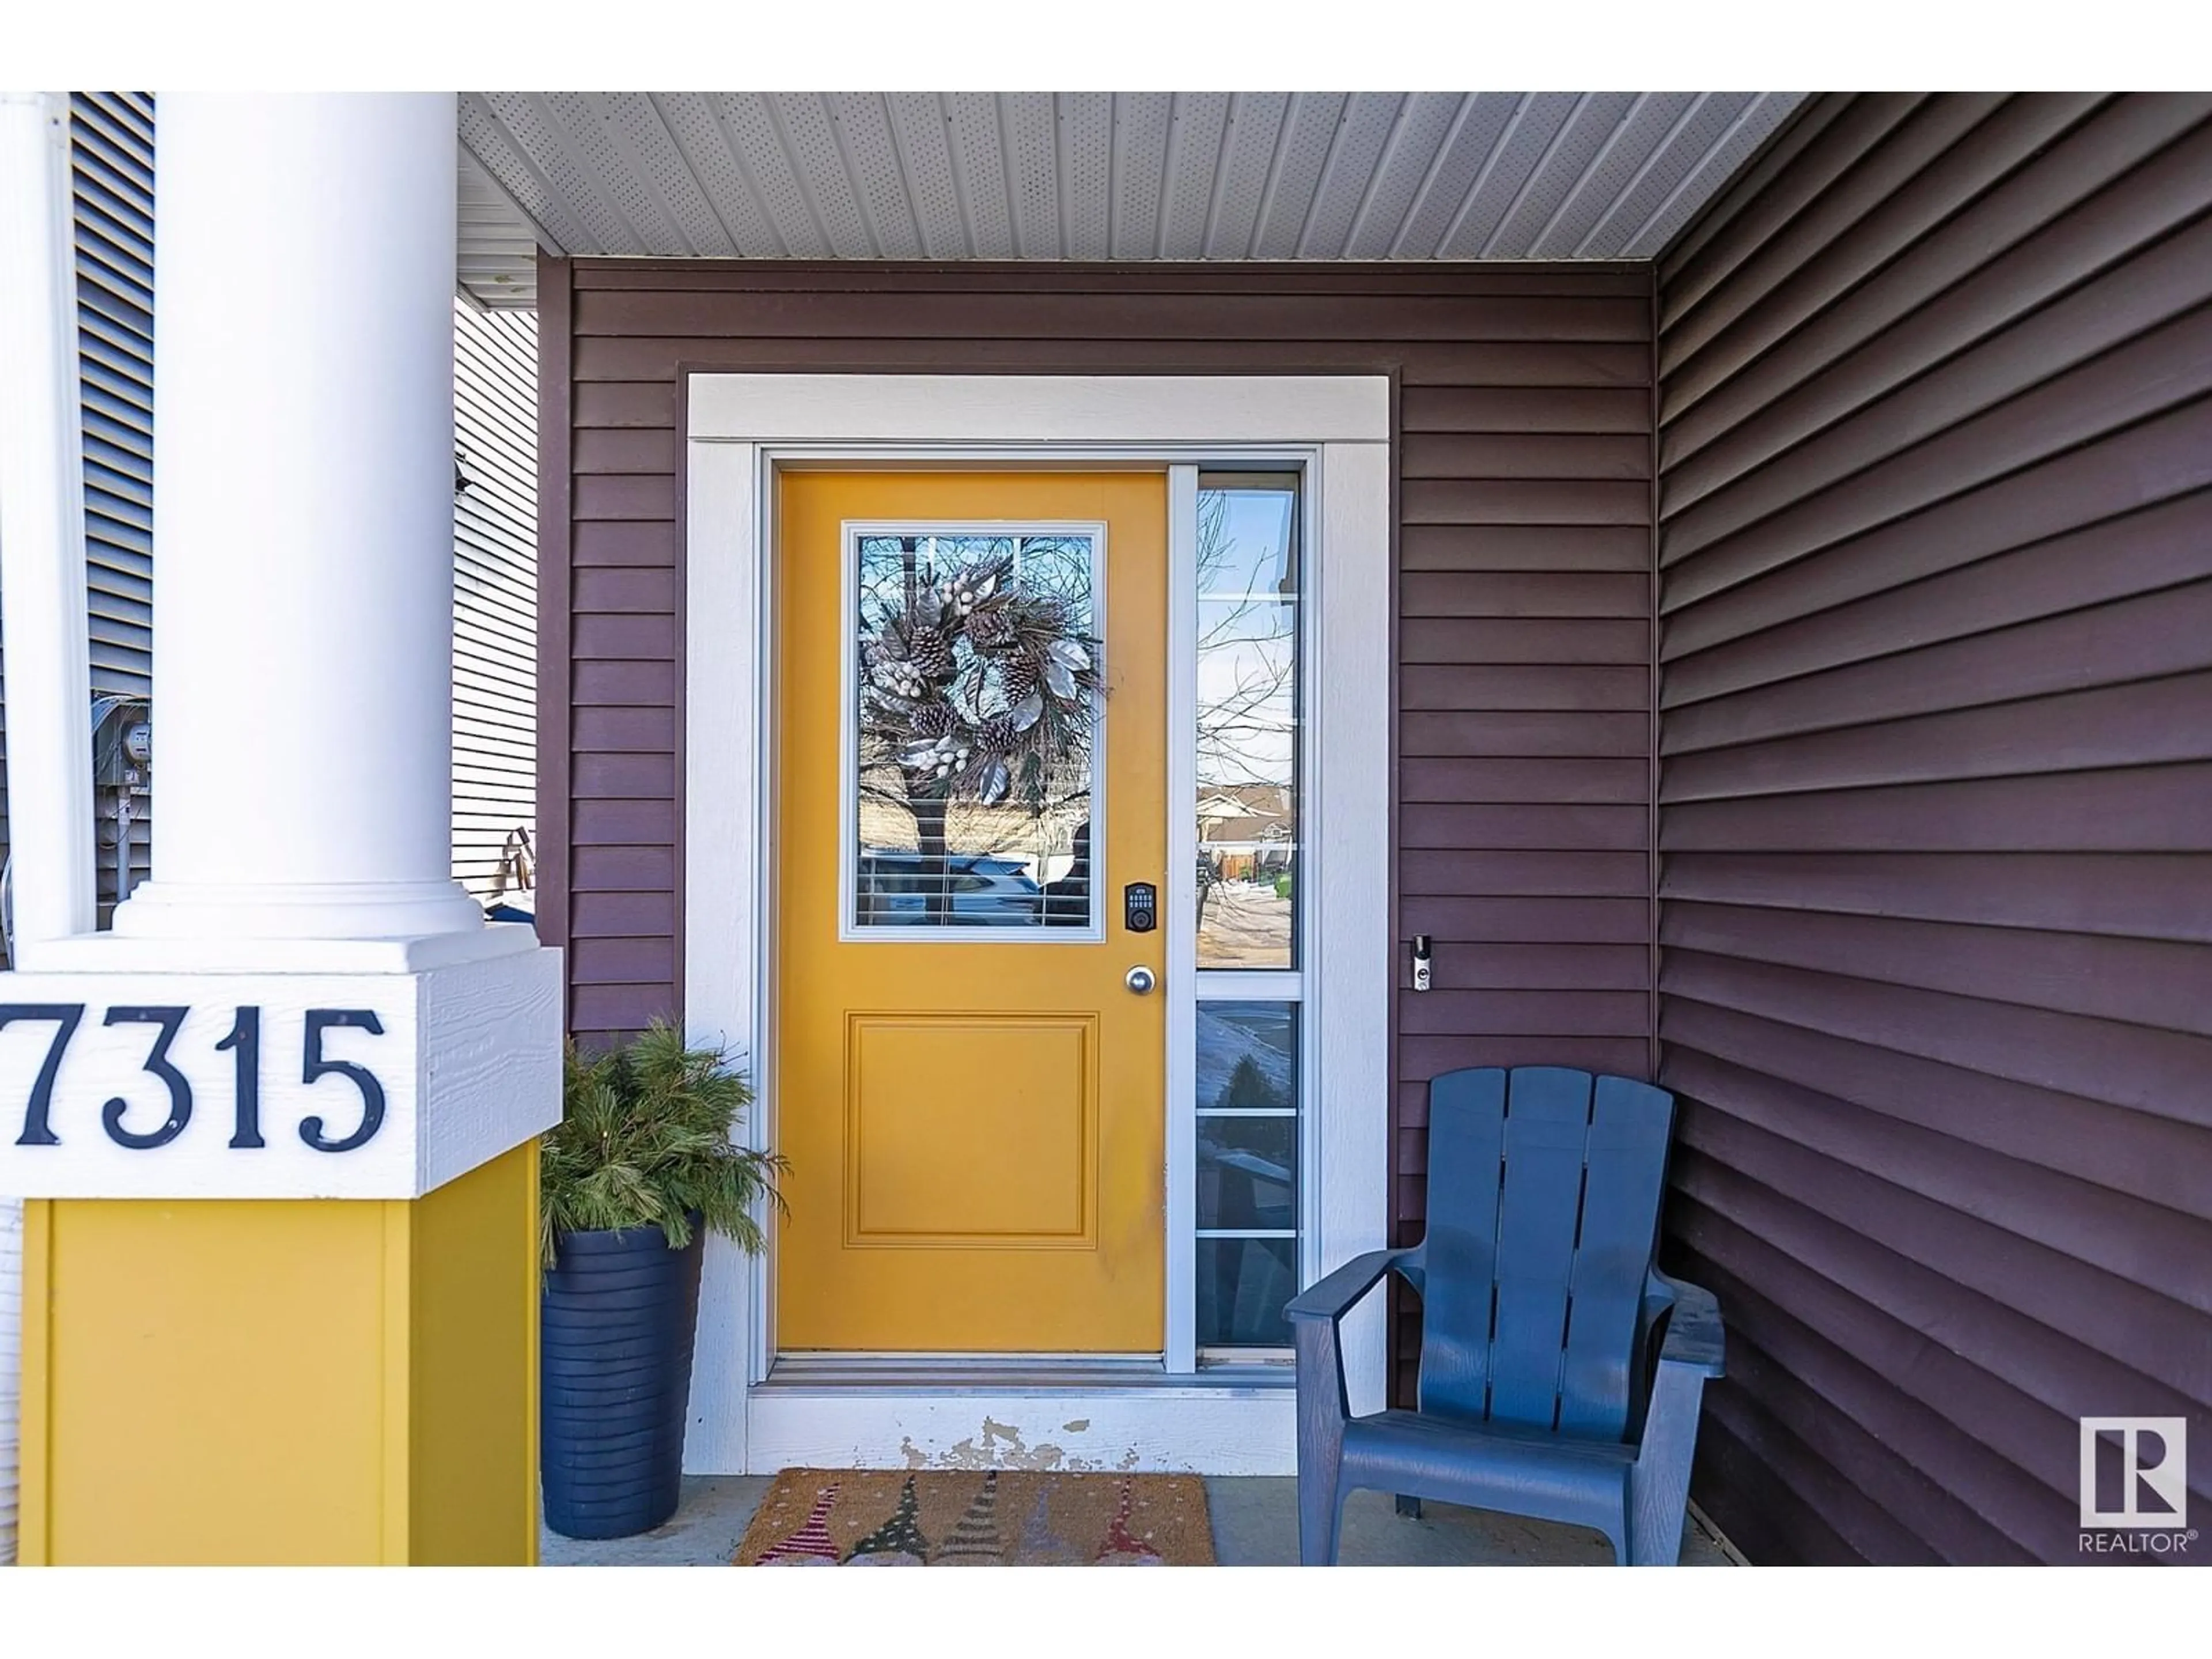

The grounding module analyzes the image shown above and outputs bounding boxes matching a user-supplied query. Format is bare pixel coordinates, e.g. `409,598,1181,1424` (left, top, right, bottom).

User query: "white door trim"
682,376,1391,1475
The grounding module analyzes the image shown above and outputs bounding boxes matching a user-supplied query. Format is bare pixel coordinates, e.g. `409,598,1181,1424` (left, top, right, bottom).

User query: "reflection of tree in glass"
1196,490,1297,800
1214,1052,1288,1112
854,533,1101,923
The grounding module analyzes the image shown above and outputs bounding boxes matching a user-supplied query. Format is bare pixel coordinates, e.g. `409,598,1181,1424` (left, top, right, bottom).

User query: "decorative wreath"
858,550,1103,814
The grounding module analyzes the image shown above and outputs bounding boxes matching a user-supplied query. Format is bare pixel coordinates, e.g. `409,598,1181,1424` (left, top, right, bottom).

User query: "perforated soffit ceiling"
456,91,1806,308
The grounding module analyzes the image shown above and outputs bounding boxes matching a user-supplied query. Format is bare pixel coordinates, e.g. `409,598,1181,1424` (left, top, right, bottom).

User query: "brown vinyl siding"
1654,93,2212,1564
540,257,1658,1391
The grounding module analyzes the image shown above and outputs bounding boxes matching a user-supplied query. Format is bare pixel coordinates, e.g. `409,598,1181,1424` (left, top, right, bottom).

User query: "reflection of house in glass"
854,798,1089,900
1196,783,1294,882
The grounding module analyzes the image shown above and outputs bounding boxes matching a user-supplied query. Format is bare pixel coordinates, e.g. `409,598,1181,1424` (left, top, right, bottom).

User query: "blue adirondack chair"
1286,1066,1724,1565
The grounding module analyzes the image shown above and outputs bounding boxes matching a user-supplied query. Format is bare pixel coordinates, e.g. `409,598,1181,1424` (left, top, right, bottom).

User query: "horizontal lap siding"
75,93,158,926
1656,93,2212,1564
452,301,539,900
547,260,1657,1388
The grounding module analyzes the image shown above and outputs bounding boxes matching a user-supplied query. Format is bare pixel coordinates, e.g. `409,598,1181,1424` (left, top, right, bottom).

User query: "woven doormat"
734,1468,1215,1566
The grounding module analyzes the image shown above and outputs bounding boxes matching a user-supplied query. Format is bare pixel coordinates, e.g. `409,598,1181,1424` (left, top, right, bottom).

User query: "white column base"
0,939,562,1200
109,876,487,944
25,919,538,976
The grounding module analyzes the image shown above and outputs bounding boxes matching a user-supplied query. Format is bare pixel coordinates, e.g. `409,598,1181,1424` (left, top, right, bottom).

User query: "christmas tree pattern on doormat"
935,1470,1004,1564
1093,1476,1166,1565
1015,1480,1081,1564
844,1473,930,1565
753,1480,843,1565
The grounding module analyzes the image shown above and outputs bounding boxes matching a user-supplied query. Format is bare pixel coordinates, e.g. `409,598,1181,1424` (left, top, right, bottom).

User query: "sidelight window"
1190,472,1306,1356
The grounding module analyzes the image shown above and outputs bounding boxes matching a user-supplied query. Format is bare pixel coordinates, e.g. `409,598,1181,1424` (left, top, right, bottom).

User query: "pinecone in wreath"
1001,653,1040,704
976,714,1021,755
908,701,957,740
966,605,1016,650
906,627,956,680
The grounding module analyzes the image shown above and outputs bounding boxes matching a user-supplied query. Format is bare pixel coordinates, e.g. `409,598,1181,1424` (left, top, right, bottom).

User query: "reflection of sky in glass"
1196,487,1297,791
1199,490,1296,595
1194,493,1302,1346
1195,1002,1296,1109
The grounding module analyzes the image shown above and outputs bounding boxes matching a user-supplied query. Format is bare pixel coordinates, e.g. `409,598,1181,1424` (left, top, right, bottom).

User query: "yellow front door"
776,470,1166,1353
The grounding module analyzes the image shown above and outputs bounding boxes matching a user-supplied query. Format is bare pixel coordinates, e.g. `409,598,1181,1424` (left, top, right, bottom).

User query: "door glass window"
1195,475,1300,969
850,527,1103,933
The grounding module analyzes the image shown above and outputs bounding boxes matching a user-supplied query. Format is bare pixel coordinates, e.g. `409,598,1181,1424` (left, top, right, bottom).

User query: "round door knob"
1125,965,1158,995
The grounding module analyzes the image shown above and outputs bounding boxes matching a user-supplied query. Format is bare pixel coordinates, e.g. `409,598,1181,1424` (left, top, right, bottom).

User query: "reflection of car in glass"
857,850,1043,925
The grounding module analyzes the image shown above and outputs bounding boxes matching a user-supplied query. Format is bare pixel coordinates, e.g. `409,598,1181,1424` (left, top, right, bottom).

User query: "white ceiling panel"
1299,92,1404,259
1111,93,1173,260
770,93,876,259
1160,92,1233,257
947,92,1017,259
1487,90,1645,257
1438,91,1582,259
717,93,823,257
882,93,967,260
1057,93,1115,262
1252,91,1349,259
1340,90,1457,259
1529,90,1703,260
1001,91,1063,261
1379,92,1521,259
1205,92,1291,259
454,89,1809,307
649,92,783,257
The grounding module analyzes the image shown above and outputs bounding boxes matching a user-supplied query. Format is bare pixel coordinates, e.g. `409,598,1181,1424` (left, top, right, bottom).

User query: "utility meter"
92,696,153,913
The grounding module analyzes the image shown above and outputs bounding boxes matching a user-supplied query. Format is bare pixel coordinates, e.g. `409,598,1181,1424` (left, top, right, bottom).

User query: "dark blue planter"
539,1219,704,1540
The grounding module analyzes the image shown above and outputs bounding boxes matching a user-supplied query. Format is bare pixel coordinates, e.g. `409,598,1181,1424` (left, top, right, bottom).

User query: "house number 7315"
0,1002,388,1154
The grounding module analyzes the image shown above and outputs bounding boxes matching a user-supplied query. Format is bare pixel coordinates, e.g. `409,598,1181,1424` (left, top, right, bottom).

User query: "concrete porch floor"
540,1476,1740,1566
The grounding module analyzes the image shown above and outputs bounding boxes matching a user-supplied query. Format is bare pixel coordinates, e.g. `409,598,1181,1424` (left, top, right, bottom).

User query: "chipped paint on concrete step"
748,1388,1299,1475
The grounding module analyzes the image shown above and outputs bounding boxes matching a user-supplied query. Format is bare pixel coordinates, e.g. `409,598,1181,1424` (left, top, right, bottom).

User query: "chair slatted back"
1417,1066,1675,1441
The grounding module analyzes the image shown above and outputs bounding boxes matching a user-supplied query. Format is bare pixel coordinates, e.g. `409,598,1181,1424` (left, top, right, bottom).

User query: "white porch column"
0,94,557,1565
110,93,482,942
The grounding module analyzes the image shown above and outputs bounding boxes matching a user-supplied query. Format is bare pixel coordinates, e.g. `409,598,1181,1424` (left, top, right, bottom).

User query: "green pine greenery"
540,1019,789,1268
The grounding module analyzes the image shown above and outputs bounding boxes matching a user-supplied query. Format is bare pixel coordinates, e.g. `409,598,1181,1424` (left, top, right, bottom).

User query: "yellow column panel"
17,1144,537,1565
408,1145,539,1565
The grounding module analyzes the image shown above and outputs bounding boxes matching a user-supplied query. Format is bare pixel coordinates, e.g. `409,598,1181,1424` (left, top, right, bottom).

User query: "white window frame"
683,376,1390,1475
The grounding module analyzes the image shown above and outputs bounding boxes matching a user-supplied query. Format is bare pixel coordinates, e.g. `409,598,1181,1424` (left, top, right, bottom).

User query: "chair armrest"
1647,1268,1725,1378
1285,1247,1419,1325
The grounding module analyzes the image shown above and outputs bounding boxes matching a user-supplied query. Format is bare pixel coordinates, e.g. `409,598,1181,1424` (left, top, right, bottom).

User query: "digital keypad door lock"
1124,882,1158,933
1412,935,1433,993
